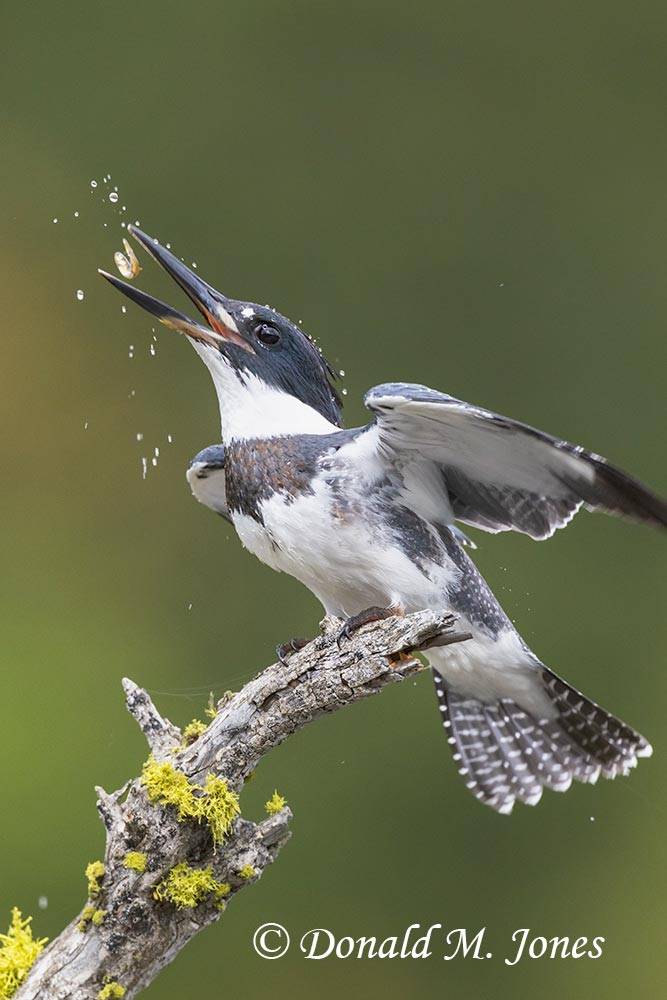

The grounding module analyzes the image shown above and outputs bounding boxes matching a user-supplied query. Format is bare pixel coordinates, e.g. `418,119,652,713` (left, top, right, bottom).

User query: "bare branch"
122,678,182,758
16,610,468,1000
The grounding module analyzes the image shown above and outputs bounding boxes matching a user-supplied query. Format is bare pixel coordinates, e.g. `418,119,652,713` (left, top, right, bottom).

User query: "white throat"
193,343,338,441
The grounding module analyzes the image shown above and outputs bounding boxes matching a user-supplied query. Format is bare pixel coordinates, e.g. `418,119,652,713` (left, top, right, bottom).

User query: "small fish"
114,238,142,280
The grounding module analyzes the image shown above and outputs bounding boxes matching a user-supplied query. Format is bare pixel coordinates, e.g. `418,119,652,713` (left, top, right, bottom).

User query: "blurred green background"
2,1,665,997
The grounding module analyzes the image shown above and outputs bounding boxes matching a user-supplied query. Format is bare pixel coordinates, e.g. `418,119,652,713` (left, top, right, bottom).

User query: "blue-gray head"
99,227,342,440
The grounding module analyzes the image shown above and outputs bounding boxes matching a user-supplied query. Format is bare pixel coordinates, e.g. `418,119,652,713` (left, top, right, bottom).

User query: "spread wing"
364,383,667,540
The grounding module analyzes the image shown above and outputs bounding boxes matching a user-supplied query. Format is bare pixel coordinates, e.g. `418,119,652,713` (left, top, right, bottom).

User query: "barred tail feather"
433,668,652,815
541,668,652,777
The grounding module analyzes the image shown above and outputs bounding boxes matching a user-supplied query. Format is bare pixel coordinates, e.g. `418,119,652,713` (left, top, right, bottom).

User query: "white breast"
232,475,452,619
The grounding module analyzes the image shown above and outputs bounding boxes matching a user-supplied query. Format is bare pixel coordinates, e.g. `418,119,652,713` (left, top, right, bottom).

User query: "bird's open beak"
98,226,251,352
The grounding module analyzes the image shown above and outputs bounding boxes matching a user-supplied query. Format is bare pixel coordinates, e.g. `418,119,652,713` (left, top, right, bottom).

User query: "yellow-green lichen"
77,906,106,933
85,860,106,897
181,719,208,746
199,774,241,844
77,905,96,933
205,690,235,719
0,908,47,999
265,790,287,815
238,864,256,880
141,758,240,845
123,852,147,873
98,983,126,999
141,759,194,820
153,862,230,911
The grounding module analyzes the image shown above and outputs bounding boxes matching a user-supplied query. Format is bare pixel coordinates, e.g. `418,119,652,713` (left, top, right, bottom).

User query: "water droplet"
76,289,85,301
141,456,148,479
136,432,143,441
121,205,126,212
74,211,79,218
83,420,89,430
149,343,156,356
341,388,348,396
167,434,173,443
90,179,98,188
339,369,346,377
121,305,127,314
187,602,193,611
192,261,197,269
38,896,48,910
103,223,108,228
129,388,136,397
154,447,160,457
134,220,140,226
52,217,58,224
128,344,134,358
109,191,119,204
166,243,171,249
151,456,158,467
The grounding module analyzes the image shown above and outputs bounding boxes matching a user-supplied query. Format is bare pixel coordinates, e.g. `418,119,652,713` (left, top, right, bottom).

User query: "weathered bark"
17,610,469,999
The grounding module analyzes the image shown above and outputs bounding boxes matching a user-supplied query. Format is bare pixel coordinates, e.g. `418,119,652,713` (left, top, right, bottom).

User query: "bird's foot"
276,636,309,666
336,605,403,648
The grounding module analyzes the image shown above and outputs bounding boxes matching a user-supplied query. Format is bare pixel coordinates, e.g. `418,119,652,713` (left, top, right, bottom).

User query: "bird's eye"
255,323,281,347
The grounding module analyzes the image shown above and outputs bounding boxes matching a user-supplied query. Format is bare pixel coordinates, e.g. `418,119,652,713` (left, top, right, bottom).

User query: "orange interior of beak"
202,307,253,352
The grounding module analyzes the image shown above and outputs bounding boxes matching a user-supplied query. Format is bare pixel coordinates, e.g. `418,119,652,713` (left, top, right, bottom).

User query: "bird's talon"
335,606,401,649
335,626,350,649
276,637,309,666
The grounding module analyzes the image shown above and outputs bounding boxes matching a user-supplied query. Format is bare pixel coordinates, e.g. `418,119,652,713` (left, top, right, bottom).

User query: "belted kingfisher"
100,226,666,815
